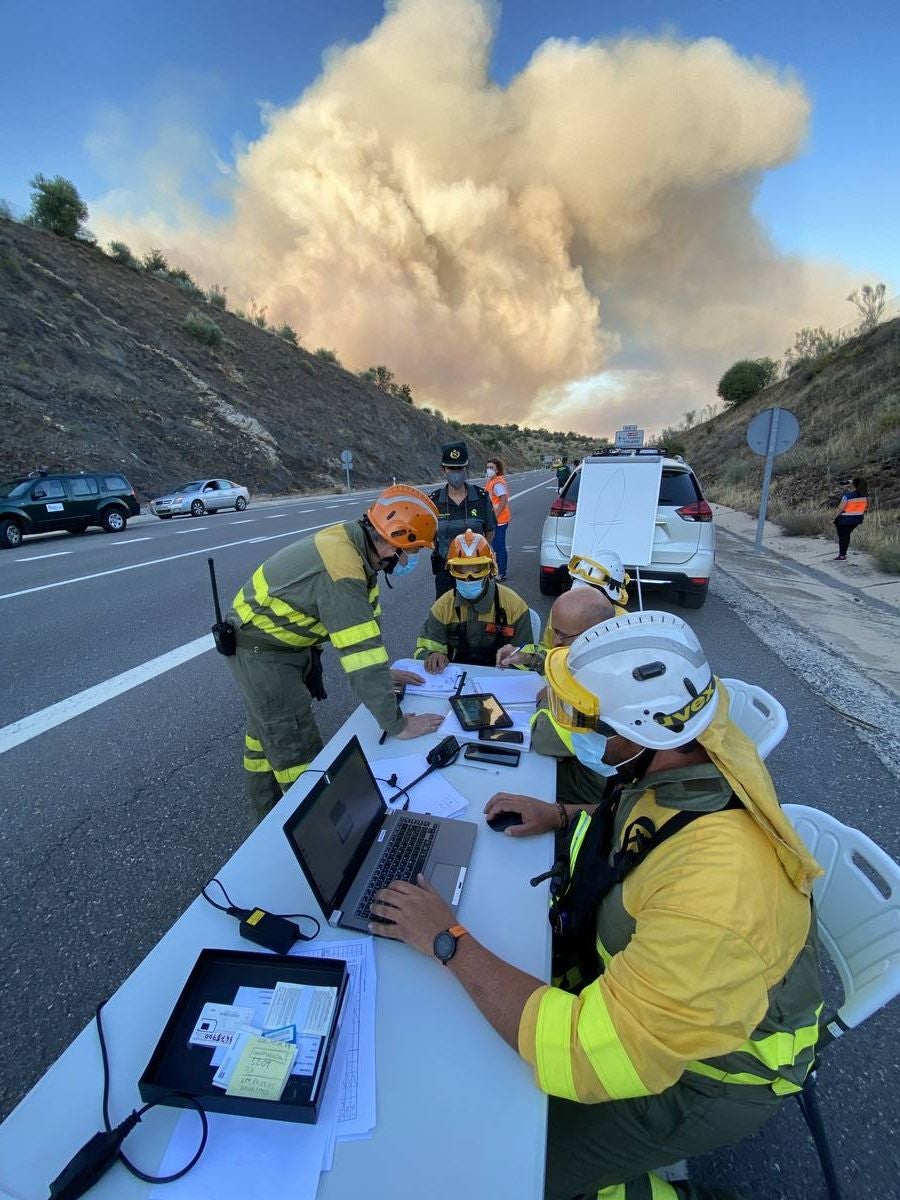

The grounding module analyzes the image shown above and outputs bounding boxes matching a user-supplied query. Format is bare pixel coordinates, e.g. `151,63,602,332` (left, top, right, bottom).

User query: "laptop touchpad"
429,862,465,905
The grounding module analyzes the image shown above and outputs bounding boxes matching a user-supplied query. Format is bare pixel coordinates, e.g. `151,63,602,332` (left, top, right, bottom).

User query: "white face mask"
486,466,497,478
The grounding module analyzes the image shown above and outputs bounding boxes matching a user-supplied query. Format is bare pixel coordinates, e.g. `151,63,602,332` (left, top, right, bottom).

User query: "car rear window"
103,475,129,491
658,470,701,506
67,476,99,496
561,470,581,502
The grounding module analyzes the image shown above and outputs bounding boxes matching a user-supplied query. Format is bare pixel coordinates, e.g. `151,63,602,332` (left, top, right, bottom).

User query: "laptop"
283,736,477,933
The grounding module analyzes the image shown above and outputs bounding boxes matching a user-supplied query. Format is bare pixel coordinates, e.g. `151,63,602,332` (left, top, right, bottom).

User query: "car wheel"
235,496,248,511
190,499,206,517
676,582,708,609
1,518,23,549
101,507,127,533
158,514,173,520
539,570,563,596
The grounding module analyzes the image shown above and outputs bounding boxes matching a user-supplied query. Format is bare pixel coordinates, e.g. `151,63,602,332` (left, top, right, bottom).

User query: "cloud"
87,0,859,431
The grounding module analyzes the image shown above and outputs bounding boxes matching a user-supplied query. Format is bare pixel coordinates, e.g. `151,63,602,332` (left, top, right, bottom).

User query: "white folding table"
0,677,555,1199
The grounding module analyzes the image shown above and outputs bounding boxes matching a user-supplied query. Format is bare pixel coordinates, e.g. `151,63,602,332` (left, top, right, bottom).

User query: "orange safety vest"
843,497,868,516
486,474,511,525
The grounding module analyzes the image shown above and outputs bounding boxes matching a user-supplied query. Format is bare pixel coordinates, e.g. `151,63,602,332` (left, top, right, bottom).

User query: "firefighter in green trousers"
227,485,443,822
367,613,824,1200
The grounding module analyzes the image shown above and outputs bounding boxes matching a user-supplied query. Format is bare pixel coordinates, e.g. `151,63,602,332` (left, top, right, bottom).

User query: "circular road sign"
340,449,353,467
746,407,800,457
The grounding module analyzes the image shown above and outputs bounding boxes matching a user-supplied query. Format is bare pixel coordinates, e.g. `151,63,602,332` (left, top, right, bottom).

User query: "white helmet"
544,611,718,749
569,552,630,606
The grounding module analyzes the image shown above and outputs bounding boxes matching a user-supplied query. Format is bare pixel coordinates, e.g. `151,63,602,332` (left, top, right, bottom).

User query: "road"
1,470,897,1197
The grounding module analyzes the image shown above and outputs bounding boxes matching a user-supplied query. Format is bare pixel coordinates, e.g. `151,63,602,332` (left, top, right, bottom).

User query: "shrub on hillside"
206,284,227,310
784,327,840,375
314,347,340,364
29,174,89,239
873,541,900,575
107,240,141,268
277,323,299,345
778,512,830,538
182,308,223,347
717,358,779,407
143,247,168,273
0,199,13,220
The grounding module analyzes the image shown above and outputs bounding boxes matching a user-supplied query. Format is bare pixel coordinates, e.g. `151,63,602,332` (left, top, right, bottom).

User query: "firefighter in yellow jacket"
367,612,823,1200
414,529,532,670
227,485,444,822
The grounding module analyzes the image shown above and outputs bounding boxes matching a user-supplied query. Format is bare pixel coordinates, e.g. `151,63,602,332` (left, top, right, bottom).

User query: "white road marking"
296,509,314,514
0,634,215,755
230,519,254,524
110,536,153,545
326,504,341,508
264,514,287,519
14,551,72,562
509,479,555,503
175,526,209,534
0,521,333,603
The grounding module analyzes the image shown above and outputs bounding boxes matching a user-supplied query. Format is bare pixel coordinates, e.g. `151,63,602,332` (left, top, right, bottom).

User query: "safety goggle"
448,562,493,579
544,646,616,735
569,554,629,592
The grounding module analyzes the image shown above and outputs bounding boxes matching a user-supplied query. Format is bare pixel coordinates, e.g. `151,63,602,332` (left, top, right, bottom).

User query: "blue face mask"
390,553,419,578
456,579,485,601
444,468,467,486
570,730,618,777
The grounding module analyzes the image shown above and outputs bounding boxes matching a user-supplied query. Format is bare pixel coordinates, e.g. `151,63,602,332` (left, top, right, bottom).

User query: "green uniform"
414,582,531,667
520,705,822,1200
226,521,402,821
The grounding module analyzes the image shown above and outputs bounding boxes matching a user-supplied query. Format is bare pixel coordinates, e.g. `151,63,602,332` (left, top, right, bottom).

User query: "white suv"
538,451,715,608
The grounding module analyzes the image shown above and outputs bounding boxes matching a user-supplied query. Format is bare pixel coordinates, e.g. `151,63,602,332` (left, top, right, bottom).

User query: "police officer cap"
441,440,469,467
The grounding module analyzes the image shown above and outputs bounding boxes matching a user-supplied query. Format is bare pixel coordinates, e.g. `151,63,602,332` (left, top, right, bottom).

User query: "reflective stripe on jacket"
485,475,511,525
228,521,402,734
842,496,868,516
518,757,821,1104
415,582,531,662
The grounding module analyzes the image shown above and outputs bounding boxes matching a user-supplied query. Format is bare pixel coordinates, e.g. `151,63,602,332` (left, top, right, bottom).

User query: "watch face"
433,930,456,962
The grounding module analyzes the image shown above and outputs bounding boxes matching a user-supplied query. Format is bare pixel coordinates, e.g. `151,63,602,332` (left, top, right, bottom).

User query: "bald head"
550,586,614,646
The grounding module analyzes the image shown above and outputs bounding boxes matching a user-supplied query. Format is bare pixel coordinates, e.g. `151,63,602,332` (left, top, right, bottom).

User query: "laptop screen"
282,737,386,916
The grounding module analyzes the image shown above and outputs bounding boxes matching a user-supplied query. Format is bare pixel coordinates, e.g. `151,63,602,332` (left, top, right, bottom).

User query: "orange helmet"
446,528,496,579
366,485,439,551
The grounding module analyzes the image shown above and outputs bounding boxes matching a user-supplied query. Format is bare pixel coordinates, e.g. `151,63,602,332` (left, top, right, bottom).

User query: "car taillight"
549,497,577,517
676,501,712,522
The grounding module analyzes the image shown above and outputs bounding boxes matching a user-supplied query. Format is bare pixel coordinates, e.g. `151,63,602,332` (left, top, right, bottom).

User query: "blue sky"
2,0,896,287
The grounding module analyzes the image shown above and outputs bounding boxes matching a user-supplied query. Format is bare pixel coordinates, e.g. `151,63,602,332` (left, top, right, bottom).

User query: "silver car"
150,478,250,519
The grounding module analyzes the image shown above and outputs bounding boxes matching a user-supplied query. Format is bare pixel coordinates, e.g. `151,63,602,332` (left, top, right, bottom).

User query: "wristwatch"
433,924,469,965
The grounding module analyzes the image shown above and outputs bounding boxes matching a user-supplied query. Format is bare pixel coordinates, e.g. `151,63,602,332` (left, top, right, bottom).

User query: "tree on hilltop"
847,283,886,334
717,358,779,407
29,175,88,239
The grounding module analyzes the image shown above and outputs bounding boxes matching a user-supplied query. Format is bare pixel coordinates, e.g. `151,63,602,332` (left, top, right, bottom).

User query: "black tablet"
450,692,513,731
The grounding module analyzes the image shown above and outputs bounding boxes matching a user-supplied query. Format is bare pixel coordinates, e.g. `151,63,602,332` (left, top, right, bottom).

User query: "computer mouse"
487,811,523,833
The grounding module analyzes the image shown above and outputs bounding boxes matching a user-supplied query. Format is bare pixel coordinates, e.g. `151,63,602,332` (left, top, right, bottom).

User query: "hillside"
0,216,531,498
680,316,900,566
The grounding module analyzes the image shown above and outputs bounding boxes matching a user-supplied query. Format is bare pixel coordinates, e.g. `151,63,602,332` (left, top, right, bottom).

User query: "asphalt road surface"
1,470,897,1197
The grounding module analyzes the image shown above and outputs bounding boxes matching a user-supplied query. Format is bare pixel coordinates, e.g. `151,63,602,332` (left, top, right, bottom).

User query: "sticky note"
224,1036,297,1101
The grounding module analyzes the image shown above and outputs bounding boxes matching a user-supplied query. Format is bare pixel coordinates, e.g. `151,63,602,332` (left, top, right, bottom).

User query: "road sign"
747,408,799,457
745,407,800,554
615,425,644,449
340,449,353,467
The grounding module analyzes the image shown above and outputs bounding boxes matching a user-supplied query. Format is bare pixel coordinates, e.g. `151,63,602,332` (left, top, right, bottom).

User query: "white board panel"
571,458,662,568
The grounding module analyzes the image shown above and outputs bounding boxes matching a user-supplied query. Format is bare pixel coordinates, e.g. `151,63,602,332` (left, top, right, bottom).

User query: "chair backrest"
529,608,542,645
720,677,788,760
783,804,900,1037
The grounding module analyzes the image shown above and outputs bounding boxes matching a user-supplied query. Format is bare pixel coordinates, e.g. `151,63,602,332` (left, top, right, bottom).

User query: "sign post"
340,448,353,493
746,407,800,554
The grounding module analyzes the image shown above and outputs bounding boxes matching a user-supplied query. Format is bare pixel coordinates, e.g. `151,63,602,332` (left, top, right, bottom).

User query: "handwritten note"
224,1036,297,1101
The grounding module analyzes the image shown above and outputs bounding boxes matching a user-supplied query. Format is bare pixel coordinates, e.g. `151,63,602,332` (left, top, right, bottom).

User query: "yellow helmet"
446,528,496,579
568,552,630,607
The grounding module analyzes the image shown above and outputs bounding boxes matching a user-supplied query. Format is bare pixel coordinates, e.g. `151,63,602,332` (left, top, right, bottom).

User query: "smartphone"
464,742,521,768
478,728,524,744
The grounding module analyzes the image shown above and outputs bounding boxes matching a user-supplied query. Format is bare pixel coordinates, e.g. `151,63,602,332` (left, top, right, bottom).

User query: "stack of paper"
149,939,377,1199
372,753,468,818
390,657,473,696
469,671,545,706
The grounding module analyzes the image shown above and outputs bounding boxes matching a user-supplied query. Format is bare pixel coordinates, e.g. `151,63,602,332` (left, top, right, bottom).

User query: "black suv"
0,471,141,549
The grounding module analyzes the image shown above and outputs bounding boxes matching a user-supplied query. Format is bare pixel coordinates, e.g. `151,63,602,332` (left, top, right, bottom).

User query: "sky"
2,0,897,437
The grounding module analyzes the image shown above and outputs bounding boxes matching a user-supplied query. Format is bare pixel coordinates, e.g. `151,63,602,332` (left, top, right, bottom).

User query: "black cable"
96,1000,208,1185
201,878,321,939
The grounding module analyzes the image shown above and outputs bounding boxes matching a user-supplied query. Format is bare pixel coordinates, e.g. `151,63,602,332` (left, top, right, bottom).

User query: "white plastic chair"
720,677,788,759
781,804,900,1198
529,608,542,645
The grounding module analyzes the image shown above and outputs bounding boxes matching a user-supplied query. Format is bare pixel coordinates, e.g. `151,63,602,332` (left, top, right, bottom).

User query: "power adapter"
238,908,302,955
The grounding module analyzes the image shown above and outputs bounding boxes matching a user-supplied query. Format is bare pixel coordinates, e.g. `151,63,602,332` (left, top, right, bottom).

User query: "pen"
462,763,501,775
454,670,467,697
379,729,388,745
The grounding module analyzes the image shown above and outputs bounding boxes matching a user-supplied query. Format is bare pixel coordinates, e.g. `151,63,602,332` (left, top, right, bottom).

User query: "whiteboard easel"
571,457,662,610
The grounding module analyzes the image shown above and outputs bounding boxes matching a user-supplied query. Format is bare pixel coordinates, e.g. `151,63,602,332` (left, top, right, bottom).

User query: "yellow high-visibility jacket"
518,693,823,1104
415,582,531,664
228,521,403,734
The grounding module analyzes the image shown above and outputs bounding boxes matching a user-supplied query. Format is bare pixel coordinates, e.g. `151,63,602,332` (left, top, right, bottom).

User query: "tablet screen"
450,693,513,730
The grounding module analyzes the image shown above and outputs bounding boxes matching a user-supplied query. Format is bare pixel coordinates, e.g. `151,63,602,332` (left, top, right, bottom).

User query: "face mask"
444,468,466,487
456,579,486,602
485,466,497,478
390,552,418,578
570,730,619,777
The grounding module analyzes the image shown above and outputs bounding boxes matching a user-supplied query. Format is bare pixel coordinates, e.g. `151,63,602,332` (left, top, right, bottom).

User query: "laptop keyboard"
355,817,437,920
